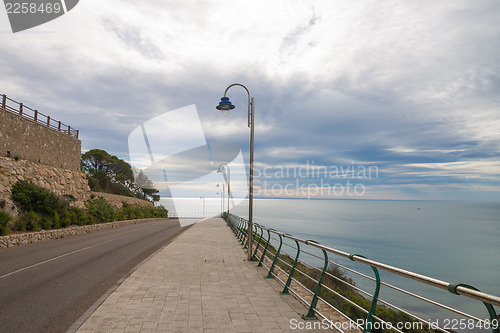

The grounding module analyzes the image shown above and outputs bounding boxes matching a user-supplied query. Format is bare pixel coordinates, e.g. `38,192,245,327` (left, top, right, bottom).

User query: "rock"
0,157,92,217
0,198,19,217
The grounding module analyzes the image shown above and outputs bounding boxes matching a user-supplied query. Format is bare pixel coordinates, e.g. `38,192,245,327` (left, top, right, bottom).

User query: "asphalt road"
0,219,190,333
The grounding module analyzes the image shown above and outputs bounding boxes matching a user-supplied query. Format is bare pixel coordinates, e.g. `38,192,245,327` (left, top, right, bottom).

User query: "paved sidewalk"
74,218,325,333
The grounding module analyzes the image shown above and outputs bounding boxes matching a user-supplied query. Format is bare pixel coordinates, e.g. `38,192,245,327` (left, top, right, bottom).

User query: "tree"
133,168,161,203
81,149,160,202
81,149,112,174
81,149,135,196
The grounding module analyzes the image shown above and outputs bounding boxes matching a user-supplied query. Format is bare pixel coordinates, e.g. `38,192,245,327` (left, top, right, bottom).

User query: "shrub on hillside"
11,181,68,216
118,203,168,220
86,198,116,223
16,211,42,231
152,205,169,218
0,211,12,236
52,211,61,229
69,207,88,226
8,181,168,233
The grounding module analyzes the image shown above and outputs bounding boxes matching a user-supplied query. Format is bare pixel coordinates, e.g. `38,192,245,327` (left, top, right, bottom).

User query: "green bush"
12,216,27,231
69,207,87,226
52,212,61,229
41,216,52,230
86,198,116,223
11,181,68,216
8,181,168,233
60,210,71,228
0,211,12,236
15,211,42,231
117,203,168,220
153,205,169,218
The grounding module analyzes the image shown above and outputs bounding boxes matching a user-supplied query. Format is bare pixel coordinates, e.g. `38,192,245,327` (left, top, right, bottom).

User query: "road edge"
65,223,192,333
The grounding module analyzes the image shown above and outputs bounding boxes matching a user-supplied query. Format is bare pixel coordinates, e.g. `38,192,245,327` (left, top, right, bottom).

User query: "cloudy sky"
1,0,500,201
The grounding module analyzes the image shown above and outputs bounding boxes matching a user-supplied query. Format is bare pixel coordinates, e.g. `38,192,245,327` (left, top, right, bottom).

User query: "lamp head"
216,96,235,116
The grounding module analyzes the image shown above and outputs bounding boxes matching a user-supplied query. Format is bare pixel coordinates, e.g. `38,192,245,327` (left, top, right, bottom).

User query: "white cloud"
2,0,500,200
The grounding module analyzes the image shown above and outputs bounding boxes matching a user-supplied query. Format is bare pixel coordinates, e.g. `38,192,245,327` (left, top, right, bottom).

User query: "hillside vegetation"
1,181,167,235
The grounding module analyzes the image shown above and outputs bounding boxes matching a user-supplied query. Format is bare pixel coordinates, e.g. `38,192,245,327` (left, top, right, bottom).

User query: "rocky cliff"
0,156,91,216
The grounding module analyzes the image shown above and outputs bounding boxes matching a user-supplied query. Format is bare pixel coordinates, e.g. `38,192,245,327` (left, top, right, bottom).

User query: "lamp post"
217,162,230,220
217,181,225,218
200,196,205,218
216,83,255,261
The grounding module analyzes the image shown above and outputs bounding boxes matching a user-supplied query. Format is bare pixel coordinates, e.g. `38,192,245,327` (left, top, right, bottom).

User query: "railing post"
249,223,258,253
242,218,248,248
238,219,245,243
34,110,38,122
236,218,243,239
2,94,6,108
226,213,234,233
58,121,61,131
230,214,237,234
68,125,71,134
19,102,23,115
349,254,381,333
247,223,256,251
47,116,50,126
266,232,283,279
257,228,273,267
304,240,328,320
447,283,499,333
253,225,264,259
240,219,246,241
235,216,240,236
281,235,300,295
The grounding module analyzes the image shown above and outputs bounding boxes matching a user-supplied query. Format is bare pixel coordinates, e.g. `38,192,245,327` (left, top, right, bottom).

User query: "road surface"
0,219,190,333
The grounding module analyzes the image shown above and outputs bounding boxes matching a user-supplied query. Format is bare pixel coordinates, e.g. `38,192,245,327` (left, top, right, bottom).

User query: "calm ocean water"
162,198,499,327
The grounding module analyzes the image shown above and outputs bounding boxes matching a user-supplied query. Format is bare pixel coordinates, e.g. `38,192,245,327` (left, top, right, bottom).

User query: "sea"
160,198,499,330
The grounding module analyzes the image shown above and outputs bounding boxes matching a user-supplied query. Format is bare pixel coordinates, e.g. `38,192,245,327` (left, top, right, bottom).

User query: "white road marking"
0,235,128,279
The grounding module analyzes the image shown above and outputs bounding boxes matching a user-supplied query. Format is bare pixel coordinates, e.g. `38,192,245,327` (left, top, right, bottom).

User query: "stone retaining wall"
0,107,81,171
0,157,153,218
91,191,153,208
0,156,91,216
0,218,168,248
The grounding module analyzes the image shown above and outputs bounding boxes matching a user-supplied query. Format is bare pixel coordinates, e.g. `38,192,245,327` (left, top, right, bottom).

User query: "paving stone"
74,218,327,332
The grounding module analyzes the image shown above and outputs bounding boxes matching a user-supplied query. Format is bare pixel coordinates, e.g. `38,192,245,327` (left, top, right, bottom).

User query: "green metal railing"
223,213,500,333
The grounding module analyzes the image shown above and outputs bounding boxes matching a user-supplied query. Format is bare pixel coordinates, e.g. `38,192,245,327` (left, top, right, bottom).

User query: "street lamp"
217,162,230,220
200,196,205,218
216,83,255,261
216,181,225,218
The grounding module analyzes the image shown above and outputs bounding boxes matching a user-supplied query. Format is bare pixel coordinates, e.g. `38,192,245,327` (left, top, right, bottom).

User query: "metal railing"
224,213,499,333
1,94,79,139
169,212,222,219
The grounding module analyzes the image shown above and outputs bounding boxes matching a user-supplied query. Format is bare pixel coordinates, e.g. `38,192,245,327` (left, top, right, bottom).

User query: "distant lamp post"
217,181,225,218
217,162,230,220
216,83,255,261
200,196,205,218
